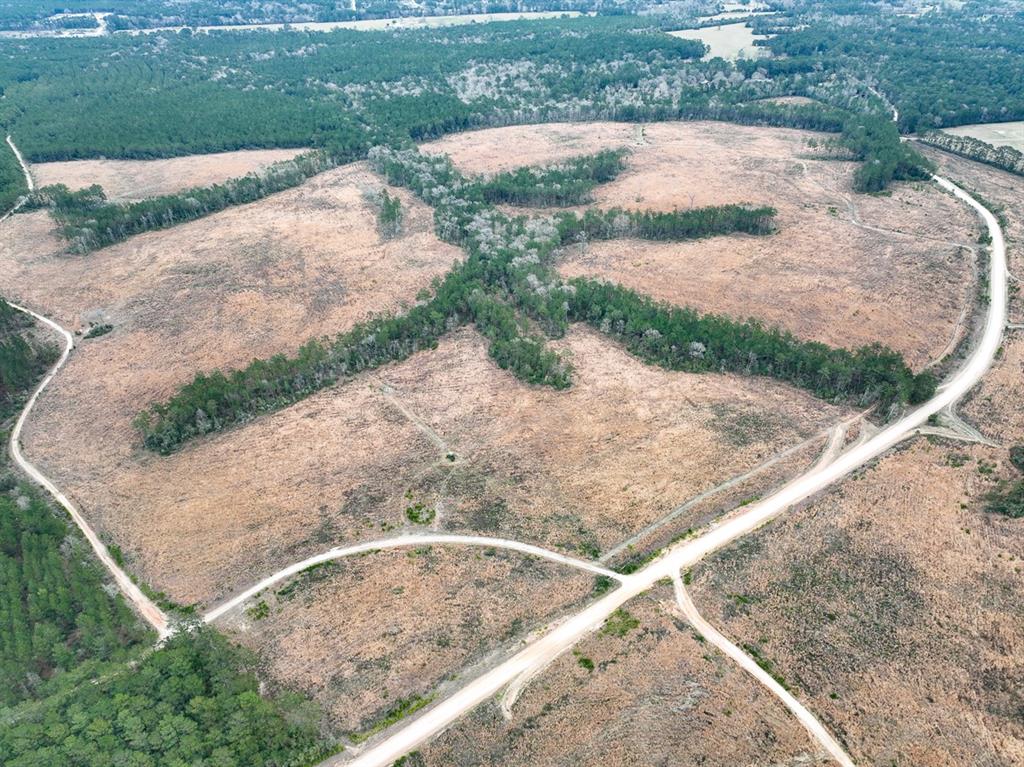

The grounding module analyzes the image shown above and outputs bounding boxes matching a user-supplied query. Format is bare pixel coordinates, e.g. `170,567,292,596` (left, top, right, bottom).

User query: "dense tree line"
32,150,344,253
479,149,627,206
0,489,149,707
918,131,1024,178
554,203,776,242
137,144,927,452
135,268,472,453
0,627,336,766
835,114,932,193
567,278,937,408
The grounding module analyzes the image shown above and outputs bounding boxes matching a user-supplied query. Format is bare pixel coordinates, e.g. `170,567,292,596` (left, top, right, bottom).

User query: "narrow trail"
670,572,855,767
337,172,1007,767
1,134,33,224
203,533,624,624
599,424,838,564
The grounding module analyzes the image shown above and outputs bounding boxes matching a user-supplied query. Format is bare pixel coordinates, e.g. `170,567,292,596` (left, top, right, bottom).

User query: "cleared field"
0,161,462,603
419,584,822,766
667,22,770,60
427,121,978,370
375,327,848,557
943,120,1024,152
31,147,306,200
0,142,844,607
224,547,594,734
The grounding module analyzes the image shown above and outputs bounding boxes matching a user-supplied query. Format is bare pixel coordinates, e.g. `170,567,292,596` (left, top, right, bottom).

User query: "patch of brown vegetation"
427,121,977,369
224,546,594,734
31,148,306,200
420,585,826,766
690,439,1024,766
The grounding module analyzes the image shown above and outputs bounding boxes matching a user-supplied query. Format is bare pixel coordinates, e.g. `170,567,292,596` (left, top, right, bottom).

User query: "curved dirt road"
204,533,625,624
5,301,171,637
337,172,1007,767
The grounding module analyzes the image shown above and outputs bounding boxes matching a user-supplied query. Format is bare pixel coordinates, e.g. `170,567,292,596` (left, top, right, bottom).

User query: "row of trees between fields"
28,150,345,254
133,145,931,453
918,131,1024,178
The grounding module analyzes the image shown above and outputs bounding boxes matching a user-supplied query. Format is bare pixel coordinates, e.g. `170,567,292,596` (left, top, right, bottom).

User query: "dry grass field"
223,547,594,734
377,327,848,557
426,121,978,369
686,148,1024,767
418,584,827,766
690,440,1024,766
31,147,305,200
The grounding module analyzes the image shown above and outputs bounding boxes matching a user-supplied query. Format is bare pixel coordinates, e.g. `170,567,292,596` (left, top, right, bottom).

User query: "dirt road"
3,134,170,637
203,533,624,624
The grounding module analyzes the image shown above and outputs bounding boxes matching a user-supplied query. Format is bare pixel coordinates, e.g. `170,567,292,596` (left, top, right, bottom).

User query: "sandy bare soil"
31,148,306,200
426,121,978,369
224,547,594,734
418,584,826,766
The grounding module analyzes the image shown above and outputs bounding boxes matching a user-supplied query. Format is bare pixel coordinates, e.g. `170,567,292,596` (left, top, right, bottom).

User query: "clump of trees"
986,482,1024,519
836,115,932,193
375,189,404,239
0,627,336,766
479,149,628,207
